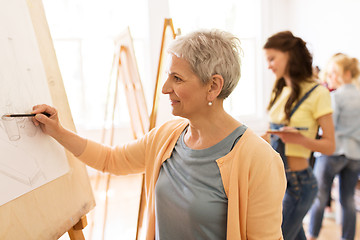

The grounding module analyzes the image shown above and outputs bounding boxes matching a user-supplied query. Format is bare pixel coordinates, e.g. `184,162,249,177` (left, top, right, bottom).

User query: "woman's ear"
207,74,224,101
343,70,352,82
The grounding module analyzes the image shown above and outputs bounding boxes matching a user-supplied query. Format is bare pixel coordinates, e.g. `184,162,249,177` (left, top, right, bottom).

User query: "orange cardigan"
78,118,286,239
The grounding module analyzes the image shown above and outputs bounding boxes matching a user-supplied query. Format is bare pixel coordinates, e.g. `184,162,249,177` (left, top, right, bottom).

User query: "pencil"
2,112,51,118
294,127,308,131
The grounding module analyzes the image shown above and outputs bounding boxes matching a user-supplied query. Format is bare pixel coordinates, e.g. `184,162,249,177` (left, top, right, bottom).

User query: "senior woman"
32,29,286,240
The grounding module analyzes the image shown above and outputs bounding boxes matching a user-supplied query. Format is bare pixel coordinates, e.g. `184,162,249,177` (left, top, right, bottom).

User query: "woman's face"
162,54,209,119
327,62,343,89
264,48,289,80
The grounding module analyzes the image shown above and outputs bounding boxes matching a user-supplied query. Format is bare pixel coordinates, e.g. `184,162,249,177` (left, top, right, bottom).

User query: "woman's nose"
162,78,171,94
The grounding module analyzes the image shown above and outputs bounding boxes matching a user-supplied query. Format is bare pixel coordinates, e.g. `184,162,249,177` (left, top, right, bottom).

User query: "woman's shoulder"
225,128,283,173
300,81,331,102
315,84,331,94
301,81,328,93
148,118,188,139
333,84,360,103
315,85,332,100
235,128,279,158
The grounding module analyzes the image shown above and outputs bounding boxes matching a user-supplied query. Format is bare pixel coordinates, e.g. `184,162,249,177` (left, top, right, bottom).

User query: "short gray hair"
167,29,242,99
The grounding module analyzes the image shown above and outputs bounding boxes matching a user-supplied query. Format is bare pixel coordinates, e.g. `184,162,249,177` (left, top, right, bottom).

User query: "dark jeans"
308,155,360,240
282,167,318,240
270,123,318,240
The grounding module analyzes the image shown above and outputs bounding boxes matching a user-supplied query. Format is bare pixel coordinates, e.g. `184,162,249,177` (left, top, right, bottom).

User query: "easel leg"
67,216,88,240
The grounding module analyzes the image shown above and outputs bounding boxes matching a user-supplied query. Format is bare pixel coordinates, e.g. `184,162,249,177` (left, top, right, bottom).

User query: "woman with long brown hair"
263,31,335,240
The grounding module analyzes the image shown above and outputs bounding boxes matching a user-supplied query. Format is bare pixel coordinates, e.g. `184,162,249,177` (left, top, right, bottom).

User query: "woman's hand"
31,104,87,157
268,113,335,156
271,126,305,144
31,104,62,138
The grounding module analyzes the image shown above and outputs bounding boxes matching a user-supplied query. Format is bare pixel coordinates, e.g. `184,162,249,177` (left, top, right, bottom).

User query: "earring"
208,101,213,106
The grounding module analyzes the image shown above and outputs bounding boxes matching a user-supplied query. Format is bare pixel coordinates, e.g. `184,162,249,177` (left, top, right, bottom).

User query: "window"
43,0,150,130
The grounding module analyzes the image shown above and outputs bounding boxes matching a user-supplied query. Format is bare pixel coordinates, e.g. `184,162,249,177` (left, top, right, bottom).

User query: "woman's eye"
266,57,273,63
174,76,182,81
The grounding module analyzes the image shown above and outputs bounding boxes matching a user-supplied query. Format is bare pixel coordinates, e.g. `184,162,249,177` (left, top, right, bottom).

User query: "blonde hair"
321,53,360,88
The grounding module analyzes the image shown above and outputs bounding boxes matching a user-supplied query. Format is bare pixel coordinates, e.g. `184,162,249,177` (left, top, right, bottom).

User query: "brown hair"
264,31,314,121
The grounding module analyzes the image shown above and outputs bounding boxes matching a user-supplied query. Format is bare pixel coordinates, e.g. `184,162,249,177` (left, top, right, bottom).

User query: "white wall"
263,0,360,70
289,0,360,67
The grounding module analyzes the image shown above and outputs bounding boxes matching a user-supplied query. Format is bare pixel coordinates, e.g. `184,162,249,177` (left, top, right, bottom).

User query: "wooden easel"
135,18,179,239
86,27,149,240
85,19,179,240
67,216,88,240
0,1,95,239
111,27,150,240
149,18,178,130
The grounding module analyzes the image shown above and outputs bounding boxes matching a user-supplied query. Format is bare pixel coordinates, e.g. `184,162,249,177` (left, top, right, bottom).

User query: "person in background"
312,53,346,216
263,31,335,240
32,29,286,240
308,53,360,240
318,53,346,92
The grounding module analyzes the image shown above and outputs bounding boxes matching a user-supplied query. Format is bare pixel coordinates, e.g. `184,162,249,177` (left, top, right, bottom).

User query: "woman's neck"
341,70,353,84
284,76,292,87
342,77,353,85
184,110,241,150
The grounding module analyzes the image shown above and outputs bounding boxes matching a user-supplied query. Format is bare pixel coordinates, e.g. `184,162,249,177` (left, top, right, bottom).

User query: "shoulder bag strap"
290,84,320,166
289,84,319,118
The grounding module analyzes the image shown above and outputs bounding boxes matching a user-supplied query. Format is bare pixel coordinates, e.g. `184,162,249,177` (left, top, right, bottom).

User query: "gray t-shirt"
331,83,360,160
155,125,247,240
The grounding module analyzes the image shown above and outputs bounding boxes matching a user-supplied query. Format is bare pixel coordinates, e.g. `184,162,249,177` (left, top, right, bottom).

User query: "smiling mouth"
170,99,180,105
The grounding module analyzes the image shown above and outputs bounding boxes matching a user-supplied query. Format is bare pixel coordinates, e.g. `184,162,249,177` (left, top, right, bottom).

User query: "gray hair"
167,29,242,99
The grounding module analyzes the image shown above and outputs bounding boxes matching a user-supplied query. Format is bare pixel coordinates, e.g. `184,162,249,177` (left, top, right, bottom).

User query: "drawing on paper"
0,0,69,206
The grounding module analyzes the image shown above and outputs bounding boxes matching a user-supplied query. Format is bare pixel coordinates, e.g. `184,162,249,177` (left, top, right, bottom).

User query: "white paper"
0,0,69,206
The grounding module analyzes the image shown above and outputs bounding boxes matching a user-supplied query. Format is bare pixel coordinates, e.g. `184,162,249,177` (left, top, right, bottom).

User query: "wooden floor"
59,173,360,240
303,206,360,240
303,178,360,240
59,173,143,240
